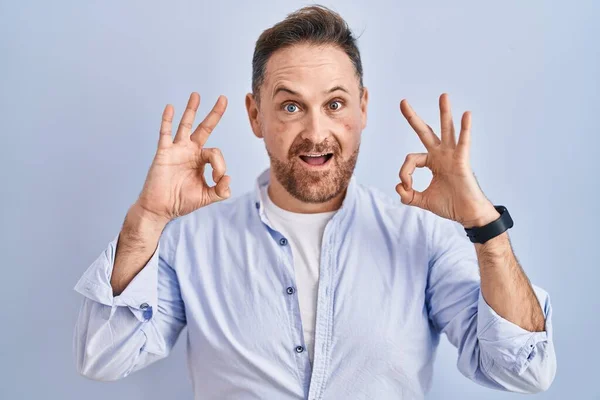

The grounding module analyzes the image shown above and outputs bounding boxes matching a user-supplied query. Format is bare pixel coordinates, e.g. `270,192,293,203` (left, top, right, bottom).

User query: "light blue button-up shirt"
73,168,556,399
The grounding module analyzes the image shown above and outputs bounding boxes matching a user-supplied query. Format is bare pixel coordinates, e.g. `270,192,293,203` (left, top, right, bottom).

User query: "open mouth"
299,153,334,166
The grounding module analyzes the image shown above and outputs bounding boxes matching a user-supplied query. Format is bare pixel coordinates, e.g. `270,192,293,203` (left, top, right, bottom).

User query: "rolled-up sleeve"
477,283,556,392
73,229,186,381
74,233,159,321
425,215,556,394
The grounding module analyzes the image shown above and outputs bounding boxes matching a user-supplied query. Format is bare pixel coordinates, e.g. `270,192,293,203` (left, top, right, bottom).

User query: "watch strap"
464,205,513,244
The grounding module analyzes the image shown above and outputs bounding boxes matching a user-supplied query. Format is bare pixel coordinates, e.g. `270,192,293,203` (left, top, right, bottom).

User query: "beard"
266,136,360,204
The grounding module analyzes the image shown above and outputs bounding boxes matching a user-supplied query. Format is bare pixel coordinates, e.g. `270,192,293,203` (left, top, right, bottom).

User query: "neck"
267,171,347,214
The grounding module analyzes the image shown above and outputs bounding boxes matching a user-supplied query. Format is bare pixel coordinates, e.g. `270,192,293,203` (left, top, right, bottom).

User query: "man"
73,5,556,399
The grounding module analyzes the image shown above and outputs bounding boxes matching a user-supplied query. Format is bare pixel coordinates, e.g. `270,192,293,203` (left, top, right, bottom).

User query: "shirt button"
143,307,153,321
295,345,304,353
286,286,295,295
279,237,288,246
255,202,260,209
140,303,149,310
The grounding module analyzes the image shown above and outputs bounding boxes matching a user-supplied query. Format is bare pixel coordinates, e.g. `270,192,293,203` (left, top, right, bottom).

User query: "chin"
269,148,359,204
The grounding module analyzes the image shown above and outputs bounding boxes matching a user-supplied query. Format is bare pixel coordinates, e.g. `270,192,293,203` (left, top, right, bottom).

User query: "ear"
245,93,263,139
360,86,369,130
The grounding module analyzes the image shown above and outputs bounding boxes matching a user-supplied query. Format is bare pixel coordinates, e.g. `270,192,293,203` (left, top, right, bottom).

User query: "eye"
329,100,343,111
284,103,299,113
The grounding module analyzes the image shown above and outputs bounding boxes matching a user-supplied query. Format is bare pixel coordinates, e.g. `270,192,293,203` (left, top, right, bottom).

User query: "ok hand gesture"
136,92,231,224
396,93,499,228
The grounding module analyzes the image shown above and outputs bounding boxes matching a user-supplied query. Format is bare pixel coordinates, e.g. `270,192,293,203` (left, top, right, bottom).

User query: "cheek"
337,115,362,151
265,119,295,158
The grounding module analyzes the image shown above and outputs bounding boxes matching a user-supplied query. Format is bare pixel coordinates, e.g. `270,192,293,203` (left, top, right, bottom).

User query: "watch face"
494,205,507,214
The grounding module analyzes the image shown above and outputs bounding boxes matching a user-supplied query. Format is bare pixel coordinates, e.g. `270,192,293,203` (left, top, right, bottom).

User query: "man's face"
246,43,368,204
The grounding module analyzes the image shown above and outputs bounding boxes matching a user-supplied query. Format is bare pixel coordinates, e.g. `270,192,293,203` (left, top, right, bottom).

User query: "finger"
395,181,425,209
200,147,227,185
400,99,441,150
207,174,231,202
456,111,472,159
191,95,228,147
439,93,456,148
398,153,428,191
174,92,201,144
158,104,174,149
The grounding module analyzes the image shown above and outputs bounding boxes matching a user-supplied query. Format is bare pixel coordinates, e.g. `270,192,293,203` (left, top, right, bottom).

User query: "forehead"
263,43,359,95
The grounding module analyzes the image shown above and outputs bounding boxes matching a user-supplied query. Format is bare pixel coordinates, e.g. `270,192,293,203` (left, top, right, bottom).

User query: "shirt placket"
307,215,338,400
256,201,313,395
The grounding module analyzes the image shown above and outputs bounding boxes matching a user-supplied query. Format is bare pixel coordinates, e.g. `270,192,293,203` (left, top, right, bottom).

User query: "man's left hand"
395,93,500,229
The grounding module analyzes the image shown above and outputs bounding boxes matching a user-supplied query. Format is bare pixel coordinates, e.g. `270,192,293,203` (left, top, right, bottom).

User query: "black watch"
464,205,513,244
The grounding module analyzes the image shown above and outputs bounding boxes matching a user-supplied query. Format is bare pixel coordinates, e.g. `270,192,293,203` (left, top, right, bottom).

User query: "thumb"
207,174,231,203
395,181,426,209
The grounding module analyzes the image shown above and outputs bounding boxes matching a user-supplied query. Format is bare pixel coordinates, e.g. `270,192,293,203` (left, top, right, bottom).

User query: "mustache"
288,137,340,158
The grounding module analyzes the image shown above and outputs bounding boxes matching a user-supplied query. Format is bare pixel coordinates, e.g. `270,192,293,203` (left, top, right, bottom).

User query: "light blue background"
1,1,597,399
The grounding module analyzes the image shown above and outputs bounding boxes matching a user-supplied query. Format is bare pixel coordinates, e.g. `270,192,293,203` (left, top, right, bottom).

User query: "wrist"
461,205,501,229
125,203,169,236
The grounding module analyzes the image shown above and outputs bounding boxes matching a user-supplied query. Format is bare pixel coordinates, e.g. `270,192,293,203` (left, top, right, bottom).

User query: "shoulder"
353,182,430,226
353,182,455,247
160,190,256,251
354,182,469,260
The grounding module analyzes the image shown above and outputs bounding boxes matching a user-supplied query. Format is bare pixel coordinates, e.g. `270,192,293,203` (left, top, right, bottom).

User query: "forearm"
111,203,168,296
472,226,546,332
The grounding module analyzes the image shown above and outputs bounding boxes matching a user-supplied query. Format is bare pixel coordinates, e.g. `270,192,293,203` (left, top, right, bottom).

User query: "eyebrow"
272,85,350,99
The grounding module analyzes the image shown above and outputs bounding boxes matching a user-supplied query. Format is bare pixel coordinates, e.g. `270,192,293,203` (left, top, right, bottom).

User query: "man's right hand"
135,92,231,225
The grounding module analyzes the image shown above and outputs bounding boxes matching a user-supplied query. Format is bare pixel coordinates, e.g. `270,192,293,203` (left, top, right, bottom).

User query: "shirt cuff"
73,232,159,323
477,284,553,375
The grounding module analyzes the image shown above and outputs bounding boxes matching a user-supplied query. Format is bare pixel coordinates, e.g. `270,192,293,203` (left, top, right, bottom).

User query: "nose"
300,108,330,144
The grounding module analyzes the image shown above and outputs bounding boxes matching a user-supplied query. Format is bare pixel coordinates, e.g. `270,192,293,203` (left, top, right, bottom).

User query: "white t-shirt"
261,185,337,365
